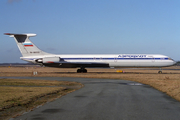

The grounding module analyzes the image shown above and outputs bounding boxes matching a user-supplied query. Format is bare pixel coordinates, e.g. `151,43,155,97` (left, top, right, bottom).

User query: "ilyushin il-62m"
5,33,176,73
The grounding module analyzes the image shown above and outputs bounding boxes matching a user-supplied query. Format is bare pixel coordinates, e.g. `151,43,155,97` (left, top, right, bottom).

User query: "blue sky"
0,0,180,63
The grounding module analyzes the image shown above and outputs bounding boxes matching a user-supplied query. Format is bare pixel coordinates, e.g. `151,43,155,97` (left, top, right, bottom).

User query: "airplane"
4,33,176,73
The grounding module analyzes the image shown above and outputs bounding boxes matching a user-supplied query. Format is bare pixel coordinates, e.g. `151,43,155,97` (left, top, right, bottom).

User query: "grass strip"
0,86,64,110
0,79,83,120
0,78,79,86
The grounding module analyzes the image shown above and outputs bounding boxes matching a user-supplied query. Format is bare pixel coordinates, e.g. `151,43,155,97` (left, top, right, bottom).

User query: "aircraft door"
152,57,155,62
114,57,117,62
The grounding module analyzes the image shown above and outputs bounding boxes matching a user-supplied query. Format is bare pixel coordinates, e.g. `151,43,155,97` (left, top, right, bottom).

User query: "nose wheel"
158,68,162,74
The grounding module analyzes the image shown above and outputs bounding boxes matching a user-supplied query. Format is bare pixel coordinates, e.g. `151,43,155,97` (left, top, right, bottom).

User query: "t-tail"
4,33,51,57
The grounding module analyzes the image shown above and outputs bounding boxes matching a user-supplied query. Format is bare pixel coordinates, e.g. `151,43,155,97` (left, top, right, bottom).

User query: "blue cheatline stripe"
23,58,169,60
63,58,169,60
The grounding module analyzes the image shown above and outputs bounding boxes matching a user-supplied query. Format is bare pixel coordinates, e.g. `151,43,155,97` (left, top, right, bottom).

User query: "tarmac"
1,77,180,120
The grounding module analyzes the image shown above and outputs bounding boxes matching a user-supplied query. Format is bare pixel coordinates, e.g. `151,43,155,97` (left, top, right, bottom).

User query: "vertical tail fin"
4,33,51,57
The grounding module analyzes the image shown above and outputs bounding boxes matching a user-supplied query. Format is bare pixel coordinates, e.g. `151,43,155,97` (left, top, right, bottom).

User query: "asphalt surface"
1,77,180,120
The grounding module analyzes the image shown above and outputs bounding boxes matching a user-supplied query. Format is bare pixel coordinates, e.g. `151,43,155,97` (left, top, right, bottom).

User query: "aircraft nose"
173,60,177,65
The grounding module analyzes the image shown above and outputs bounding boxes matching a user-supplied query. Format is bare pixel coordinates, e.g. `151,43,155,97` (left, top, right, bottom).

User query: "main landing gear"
77,67,87,73
158,68,162,74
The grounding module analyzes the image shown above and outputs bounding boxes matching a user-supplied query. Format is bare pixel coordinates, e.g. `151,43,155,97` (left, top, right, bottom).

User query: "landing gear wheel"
158,68,162,74
77,69,81,73
77,68,87,73
83,69,87,73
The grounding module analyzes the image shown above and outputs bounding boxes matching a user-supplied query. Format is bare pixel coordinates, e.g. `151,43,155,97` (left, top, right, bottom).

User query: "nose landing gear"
158,68,162,74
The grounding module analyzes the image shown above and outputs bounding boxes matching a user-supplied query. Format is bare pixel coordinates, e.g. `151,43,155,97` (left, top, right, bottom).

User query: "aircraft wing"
42,61,110,68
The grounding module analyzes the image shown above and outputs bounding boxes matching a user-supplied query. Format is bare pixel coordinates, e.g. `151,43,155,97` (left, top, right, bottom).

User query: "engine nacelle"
36,57,60,63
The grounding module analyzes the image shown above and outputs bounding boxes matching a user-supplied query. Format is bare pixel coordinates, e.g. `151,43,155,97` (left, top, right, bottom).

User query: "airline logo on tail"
23,42,33,47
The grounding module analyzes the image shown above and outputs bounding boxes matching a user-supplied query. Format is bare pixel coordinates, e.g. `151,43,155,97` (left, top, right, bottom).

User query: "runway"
2,77,180,120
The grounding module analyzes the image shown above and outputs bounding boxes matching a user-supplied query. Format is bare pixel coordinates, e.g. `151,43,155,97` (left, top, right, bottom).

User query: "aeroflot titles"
118,55,147,58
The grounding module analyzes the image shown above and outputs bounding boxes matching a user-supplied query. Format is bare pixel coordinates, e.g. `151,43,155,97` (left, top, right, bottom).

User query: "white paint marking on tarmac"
127,83,144,86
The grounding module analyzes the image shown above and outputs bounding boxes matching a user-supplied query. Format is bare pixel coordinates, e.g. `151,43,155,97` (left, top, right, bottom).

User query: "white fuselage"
21,54,176,68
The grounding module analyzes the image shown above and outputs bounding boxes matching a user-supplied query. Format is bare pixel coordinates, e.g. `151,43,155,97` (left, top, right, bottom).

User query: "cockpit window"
168,58,174,61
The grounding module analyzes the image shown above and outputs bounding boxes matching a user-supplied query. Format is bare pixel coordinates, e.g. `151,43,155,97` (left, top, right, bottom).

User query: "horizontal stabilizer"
4,33,36,37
